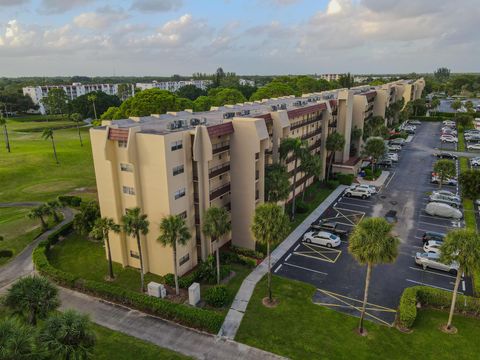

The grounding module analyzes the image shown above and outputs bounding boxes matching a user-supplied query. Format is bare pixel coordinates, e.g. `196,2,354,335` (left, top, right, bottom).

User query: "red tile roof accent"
255,113,272,122
108,128,129,141
329,99,337,108
287,103,327,119
207,122,234,137
363,91,377,101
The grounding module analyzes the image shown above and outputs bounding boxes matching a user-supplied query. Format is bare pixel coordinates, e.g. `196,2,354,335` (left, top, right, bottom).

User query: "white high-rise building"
136,79,213,92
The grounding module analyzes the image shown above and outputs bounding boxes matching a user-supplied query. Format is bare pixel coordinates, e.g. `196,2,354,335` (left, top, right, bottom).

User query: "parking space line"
294,242,342,263
417,221,454,229
294,244,300,251
406,279,462,294
408,266,457,279
283,262,328,276
274,264,282,273
384,171,396,189
337,202,371,210
285,253,292,262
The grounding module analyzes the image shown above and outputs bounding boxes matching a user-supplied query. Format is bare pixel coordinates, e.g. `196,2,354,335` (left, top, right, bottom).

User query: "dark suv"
422,231,445,244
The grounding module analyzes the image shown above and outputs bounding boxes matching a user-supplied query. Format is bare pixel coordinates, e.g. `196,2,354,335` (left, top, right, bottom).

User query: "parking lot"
274,121,473,326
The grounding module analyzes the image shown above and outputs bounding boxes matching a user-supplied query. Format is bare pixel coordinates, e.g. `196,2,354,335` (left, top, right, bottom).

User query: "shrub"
0,249,13,258
326,180,340,189
388,131,408,140
336,173,355,185
204,285,229,308
57,195,82,207
196,256,231,284
231,246,263,259
295,200,309,214
237,255,257,268
398,287,417,328
164,272,197,289
220,251,240,265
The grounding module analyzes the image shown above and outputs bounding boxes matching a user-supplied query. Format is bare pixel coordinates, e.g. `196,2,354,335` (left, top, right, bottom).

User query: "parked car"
408,120,421,125
425,202,462,219
377,158,392,167
422,231,445,244
467,143,480,151
431,190,461,202
429,193,461,208
464,134,480,141
423,240,444,255
415,252,458,273
440,135,458,143
303,231,341,248
351,184,378,194
470,157,480,166
386,152,399,162
387,144,402,152
389,138,405,146
443,120,456,127
310,221,348,237
431,174,458,186
344,187,372,199
434,152,457,160
405,128,416,135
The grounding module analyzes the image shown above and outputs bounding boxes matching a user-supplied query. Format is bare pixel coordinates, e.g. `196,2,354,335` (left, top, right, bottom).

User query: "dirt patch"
262,297,279,308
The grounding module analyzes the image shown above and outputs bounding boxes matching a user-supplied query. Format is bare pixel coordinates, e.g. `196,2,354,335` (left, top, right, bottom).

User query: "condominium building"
90,78,424,277
318,74,342,82
23,83,134,115
136,79,213,92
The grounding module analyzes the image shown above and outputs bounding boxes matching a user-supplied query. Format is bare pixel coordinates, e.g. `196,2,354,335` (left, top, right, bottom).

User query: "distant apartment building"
136,79,213,92
239,78,256,87
318,74,342,82
90,78,424,277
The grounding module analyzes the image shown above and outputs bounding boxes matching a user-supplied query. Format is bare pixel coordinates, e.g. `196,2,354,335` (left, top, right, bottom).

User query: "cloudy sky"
0,0,478,76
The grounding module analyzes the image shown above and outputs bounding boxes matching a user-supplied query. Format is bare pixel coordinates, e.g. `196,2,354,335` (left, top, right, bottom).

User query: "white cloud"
0,0,29,6
74,6,128,29
130,0,183,12
39,0,94,14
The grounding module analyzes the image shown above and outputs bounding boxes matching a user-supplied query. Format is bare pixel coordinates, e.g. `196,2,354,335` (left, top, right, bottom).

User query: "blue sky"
0,0,478,76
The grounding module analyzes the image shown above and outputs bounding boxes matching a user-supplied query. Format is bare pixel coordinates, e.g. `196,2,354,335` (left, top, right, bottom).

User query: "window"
171,140,183,151
120,163,133,172
178,211,187,219
179,253,190,266
122,186,135,195
118,140,127,148
130,250,139,259
173,164,184,176
174,188,186,200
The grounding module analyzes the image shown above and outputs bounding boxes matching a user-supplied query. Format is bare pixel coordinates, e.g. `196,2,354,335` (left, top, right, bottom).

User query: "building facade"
136,79,213,92
90,78,424,277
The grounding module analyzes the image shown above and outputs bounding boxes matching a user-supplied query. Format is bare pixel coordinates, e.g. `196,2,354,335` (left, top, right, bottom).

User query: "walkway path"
0,201,42,208
219,185,348,339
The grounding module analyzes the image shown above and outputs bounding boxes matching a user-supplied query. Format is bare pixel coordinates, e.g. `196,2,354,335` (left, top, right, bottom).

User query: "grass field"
236,275,480,360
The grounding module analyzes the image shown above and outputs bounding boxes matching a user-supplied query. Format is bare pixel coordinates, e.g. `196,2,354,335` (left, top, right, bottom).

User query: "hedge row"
410,115,450,122
398,286,480,328
33,223,224,333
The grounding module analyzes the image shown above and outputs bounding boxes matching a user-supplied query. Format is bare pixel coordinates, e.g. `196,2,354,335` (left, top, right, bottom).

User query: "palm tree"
202,207,231,284
440,229,480,332
451,99,462,121
279,137,307,219
122,207,150,292
251,203,290,304
0,317,37,360
325,132,345,181
4,276,60,325
433,159,456,190
0,114,11,153
431,97,441,116
265,163,290,203
348,217,399,335
87,94,98,120
71,112,84,146
362,137,386,178
90,217,121,280
42,128,59,164
27,204,49,230
40,310,96,360
46,200,61,223
158,215,191,295
300,152,322,200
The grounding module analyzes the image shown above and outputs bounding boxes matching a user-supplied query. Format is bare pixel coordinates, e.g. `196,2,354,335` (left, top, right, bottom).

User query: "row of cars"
415,231,458,274
465,128,480,151
440,120,458,143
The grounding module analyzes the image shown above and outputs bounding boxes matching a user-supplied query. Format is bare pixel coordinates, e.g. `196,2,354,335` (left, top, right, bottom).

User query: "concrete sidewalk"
59,287,286,360
219,185,348,339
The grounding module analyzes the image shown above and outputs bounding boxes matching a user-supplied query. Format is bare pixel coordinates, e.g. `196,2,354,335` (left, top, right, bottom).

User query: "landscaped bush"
237,255,257,268
33,235,223,333
335,173,355,185
163,272,197,289
326,180,340,189
196,255,231,284
410,115,449,122
397,286,480,329
0,249,13,258
388,131,408,140
231,245,263,259
295,200,309,214
434,112,456,118
364,168,382,180
204,285,229,308
57,195,82,207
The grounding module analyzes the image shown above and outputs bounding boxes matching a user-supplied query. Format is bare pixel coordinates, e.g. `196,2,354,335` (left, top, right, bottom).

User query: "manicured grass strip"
458,127,465,152
236,275,480,360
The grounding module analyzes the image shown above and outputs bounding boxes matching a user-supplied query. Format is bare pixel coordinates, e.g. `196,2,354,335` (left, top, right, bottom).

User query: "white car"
470,158,480,166
408,120,421,125
432,190,461,202
431,175,458,186
415,252,458,274
303,231,341,248
465,135,480,141
425,202,463,219
351,184,378,194
389,138,405,146
386,153,398,162
429,193,461,208
423,240,444,255
443,120,456,127
387,144,402,152
440,135,458,143
467,143,480,151
344,187,371,199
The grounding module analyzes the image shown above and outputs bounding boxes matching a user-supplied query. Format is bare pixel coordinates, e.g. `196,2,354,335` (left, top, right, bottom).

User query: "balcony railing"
255,190,260,201
309,139,322,151
255,170,260,180
290,115,322,131
300,127,322,140
210,183,231,200
209,163,230,179
212,141,230,154
329,121,337,128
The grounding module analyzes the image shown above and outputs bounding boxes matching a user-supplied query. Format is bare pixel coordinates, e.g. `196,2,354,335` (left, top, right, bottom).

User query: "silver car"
415,252,458,274
429,193,461,208
425,202,462,219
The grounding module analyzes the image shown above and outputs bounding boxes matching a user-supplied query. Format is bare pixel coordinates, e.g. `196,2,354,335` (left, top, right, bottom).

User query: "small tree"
251,203,290,305
433,159,456,189
431,97,440,116
158,215,191,295
42,128,59,164
87,93,98,120
4,276,60,325
27,204,49,230
90,217,121,280
0,114,11,153
349,217,399,335
265,164,290,202
73,200,101,236
325,132,345,181
459,170,480,200
45,200,61,223
300,152,322,199
451,100,462,120
362,137,386,177
40,310,96,360
440,229,480,332
122,207,150,292
41,88,68,115
71,112,84,146
456,114,473,129
202,207,231,284
0,317,37,360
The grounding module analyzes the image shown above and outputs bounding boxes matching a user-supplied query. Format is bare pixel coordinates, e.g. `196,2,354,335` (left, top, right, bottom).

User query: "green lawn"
236,276,480,360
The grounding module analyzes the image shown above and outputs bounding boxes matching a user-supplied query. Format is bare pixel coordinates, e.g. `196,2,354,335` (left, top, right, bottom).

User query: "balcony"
329,121,337,128
290,115,322,131
212,141,230,154
255,170,260,180
210,183,231,200
309,139,322,151
209,163,230,179
300,127,322,140
255,190,260,201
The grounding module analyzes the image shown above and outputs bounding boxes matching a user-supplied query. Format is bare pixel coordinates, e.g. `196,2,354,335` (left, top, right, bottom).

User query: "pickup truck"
310,221,348,237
